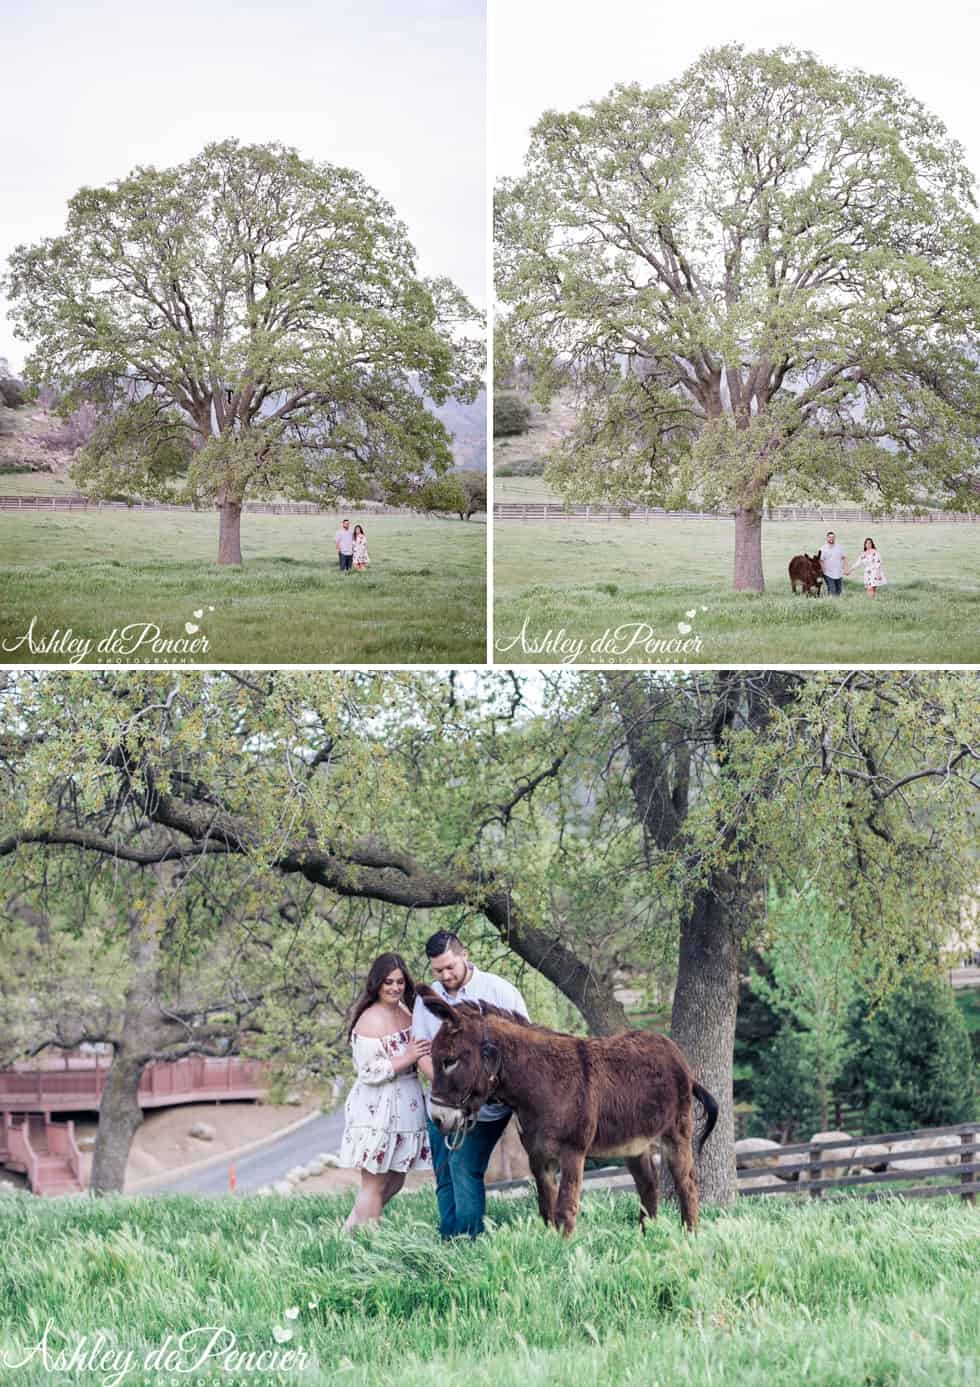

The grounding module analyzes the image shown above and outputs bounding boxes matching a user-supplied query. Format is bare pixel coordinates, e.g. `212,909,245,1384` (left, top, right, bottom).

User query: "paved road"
147,1110,347,1196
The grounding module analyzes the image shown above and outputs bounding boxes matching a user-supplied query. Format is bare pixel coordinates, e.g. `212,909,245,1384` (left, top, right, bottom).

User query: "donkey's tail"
692,1082,719,1155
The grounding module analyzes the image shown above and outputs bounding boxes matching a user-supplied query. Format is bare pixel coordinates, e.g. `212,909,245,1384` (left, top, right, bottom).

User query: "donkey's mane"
454,998,574,1037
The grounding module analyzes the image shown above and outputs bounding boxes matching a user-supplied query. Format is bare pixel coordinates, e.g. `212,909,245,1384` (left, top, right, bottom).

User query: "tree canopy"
495,45,980,590
3,140,484,564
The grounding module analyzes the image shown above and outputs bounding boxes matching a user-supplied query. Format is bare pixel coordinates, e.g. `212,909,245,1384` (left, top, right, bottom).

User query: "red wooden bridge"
0,1055,268,1197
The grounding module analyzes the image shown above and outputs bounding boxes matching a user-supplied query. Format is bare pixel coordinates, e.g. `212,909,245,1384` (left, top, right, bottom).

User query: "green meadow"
0,508,486,665
0,1188,977,1387
493,519,980,665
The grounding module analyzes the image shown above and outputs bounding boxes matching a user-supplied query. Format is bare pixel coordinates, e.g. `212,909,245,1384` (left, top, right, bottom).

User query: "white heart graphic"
208,605,215,611
685,608,697,620
701,605,708,612
677,621,692,635
284,1307,299,1320
185,622,199,635
193,608,203,619
272,1326,293,1344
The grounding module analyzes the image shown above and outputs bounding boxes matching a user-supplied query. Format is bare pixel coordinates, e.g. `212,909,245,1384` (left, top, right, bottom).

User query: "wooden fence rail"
494,502,980,524
0,493,414,516
737,1121,978,1204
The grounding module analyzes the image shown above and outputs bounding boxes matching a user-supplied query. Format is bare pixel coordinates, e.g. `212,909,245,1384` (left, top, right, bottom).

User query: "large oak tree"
495,46,980,590
3,140,483,565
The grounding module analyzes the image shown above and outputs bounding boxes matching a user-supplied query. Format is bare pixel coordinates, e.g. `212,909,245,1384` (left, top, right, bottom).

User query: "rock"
735,1138,784,1169
189,1122,216,1142
738,1174,788,1195
855,1143,890,1173
799,1131,855,1182
887,1135,963,1173
285,1166,307,1183
272,1180,293,1196
305,1158,325,1177
76,1136,97,1152
284,1093,302,1106
320,1153,341,1169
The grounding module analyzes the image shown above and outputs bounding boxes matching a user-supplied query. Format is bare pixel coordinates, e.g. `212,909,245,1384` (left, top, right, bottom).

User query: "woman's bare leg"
344,1169,388,1230
381,1170,406,1207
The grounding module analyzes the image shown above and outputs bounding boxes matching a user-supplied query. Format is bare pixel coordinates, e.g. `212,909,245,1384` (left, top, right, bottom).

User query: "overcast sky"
493,0,980,183
0,0,485,372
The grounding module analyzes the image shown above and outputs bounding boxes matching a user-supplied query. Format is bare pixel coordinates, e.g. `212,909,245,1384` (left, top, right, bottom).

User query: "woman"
339,953,431,1230
352,525,370,572
847,537,887,598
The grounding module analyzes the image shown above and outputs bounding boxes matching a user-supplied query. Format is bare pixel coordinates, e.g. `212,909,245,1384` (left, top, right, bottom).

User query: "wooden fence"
736,1121,978,1203
0,1054,269,1112
494,502,980,524
0,494,413,516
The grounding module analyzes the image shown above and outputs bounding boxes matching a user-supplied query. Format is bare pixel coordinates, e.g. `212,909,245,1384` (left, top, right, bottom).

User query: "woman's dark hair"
353,524,365,538
863,537,876,550
348,953,415,1039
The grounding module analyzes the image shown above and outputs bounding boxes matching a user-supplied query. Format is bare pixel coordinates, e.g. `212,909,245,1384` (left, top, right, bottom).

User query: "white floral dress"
353,535,370,567
338,1027,431,1174
855,549,887,588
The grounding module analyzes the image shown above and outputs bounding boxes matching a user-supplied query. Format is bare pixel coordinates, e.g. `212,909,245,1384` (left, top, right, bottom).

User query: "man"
818,530,847,597
335,518,354,573
412,930,529,1239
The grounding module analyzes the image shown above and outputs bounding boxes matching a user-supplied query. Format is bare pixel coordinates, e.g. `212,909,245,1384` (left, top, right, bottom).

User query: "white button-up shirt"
412,966,529,1122
819,542,846,579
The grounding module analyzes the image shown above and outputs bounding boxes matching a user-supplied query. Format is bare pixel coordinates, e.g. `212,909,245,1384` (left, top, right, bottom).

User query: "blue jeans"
427,1114,510,1239
338,551,353,572
824,575,842,596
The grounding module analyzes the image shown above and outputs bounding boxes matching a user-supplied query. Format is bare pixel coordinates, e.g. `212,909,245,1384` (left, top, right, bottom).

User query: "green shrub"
863,976,975,1131
495,458,545,478
493,392,532,437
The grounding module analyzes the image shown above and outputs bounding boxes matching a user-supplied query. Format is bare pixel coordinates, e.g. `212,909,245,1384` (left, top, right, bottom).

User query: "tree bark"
483,890,629,1035
217,499,243,566
670,885,740,1204
733,504,765,593
89,1048,147,1195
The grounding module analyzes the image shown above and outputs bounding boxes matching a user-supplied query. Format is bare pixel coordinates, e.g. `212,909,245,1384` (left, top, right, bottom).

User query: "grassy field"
493,519,980,665
0,469,81,495
0,1188,977,1387
0,509,486,665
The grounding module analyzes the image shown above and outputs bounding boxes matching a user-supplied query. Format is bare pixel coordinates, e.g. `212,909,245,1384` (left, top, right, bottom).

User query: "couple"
338,930,528,1237
819,530,887,597
334,517,370,573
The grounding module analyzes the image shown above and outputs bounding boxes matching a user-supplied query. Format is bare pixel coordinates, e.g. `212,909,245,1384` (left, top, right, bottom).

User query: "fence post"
962,1128,976,1206
808,1141,822,1198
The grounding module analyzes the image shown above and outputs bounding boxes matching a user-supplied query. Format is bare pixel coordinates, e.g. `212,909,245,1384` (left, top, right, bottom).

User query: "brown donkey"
418,986,718,1237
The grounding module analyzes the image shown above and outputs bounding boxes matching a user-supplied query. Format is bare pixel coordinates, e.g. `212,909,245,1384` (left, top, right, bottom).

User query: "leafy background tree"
3,140,484,565
496,45,980,591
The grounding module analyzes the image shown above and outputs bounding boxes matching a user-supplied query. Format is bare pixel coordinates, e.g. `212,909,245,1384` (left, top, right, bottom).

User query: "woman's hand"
404,1036,432,1065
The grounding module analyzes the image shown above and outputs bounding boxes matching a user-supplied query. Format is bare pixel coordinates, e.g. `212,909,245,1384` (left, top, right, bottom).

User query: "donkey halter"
433,1003,502,1152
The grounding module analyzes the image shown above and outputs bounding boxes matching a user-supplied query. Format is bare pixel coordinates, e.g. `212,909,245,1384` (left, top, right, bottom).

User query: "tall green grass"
0,510,486,664
493,520,980,664
1,1188,976,1386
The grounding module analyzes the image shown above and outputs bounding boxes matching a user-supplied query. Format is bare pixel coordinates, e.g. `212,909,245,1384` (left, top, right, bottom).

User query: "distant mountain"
429,390,486,472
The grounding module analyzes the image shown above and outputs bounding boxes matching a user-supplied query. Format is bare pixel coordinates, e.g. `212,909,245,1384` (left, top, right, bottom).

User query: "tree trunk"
89,1049,147,1194
670,885,740,1205
733,505,765,593
217,499,243,566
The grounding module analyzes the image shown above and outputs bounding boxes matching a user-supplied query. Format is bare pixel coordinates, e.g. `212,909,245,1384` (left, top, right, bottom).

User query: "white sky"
0,0,485,372
493,0,980,184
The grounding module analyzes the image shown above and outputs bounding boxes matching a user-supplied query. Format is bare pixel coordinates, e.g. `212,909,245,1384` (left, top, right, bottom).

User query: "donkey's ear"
416,985,460,1027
